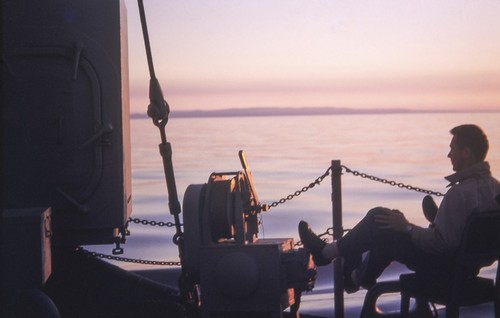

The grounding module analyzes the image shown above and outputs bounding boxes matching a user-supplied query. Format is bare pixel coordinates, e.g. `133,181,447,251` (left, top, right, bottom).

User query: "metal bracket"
78,122,113,150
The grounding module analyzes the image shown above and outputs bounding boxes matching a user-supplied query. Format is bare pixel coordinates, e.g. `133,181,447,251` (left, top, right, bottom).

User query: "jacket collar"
445,161,491,187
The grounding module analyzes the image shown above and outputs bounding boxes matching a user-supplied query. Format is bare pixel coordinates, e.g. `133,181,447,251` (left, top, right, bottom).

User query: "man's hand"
374,209,410,232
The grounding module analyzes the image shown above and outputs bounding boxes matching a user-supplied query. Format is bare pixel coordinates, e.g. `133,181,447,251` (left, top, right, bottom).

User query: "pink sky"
125,0,500,113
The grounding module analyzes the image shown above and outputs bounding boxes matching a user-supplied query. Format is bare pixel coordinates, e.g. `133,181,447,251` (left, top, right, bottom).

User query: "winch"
182,151,316,318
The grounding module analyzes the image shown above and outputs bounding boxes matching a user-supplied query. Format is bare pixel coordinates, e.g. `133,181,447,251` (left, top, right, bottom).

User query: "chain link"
79,247,181,266
268,166,333,209
342,165,445,197
100,163,443,264
295,227,334,247
79,218,180,266
127,217,178,228
266,163,444,211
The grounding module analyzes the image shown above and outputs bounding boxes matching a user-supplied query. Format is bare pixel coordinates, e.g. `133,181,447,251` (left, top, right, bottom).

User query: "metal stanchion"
331,160,344,317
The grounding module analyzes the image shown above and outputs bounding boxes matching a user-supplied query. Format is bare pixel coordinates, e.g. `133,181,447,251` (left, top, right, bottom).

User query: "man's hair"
450,124,489,161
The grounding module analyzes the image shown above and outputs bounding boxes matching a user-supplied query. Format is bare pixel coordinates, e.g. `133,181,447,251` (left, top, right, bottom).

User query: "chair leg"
445,304,459,318
400,292,410,318
495,296,500,318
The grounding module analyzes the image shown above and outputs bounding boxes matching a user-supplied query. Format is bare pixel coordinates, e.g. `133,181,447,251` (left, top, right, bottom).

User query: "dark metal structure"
0,0,138,316
0,1,317,317
1,0,132,246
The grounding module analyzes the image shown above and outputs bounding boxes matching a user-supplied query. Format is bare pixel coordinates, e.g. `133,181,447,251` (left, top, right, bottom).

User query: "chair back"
460,210,500,270
397,208,500,318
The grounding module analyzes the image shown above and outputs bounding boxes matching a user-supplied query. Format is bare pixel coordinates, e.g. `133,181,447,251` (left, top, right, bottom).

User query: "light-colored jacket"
411,161,500,255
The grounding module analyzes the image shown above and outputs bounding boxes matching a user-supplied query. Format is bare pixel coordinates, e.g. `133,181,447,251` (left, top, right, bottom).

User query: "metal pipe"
331,160,344,318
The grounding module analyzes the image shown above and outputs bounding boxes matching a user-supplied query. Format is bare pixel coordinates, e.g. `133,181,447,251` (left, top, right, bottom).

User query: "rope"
137,0,169,123
137,0,156,79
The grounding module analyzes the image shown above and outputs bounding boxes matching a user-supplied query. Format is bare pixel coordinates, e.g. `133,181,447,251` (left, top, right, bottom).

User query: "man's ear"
462,147,471,158
462,146,476,162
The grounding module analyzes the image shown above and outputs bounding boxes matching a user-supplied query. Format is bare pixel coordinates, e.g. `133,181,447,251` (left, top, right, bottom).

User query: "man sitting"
299,124,500,293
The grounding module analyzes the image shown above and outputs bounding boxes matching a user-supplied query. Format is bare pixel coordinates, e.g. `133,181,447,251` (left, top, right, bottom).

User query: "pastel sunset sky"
124,0,500,113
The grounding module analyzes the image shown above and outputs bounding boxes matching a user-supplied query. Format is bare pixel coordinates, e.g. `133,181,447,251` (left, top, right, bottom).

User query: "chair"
400,210,500,318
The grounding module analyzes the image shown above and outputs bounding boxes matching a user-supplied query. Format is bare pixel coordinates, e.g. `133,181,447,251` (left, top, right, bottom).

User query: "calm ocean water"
89,111,500,263
87,111,500,314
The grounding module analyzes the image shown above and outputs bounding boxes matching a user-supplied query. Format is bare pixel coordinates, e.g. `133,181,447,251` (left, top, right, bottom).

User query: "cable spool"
207,176,235,242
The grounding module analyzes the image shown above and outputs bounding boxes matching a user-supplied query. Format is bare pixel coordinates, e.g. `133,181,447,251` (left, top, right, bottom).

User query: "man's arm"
412,187,468,254
374,209,411,233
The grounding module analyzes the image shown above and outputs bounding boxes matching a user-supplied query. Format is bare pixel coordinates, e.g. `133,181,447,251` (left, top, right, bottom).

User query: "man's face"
448,136,469,172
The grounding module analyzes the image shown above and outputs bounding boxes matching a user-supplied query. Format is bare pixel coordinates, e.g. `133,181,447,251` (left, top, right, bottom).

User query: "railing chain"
341,165,445,197
295,227,335,247
268,166,333,209
79,247,181,266
127,217,178,228
88,163,444,264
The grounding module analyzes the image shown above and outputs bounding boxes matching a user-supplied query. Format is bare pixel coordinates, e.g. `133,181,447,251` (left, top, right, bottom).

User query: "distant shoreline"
130,106,499,119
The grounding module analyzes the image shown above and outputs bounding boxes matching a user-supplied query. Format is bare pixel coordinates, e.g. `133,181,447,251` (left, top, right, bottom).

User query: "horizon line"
130,106,499,119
